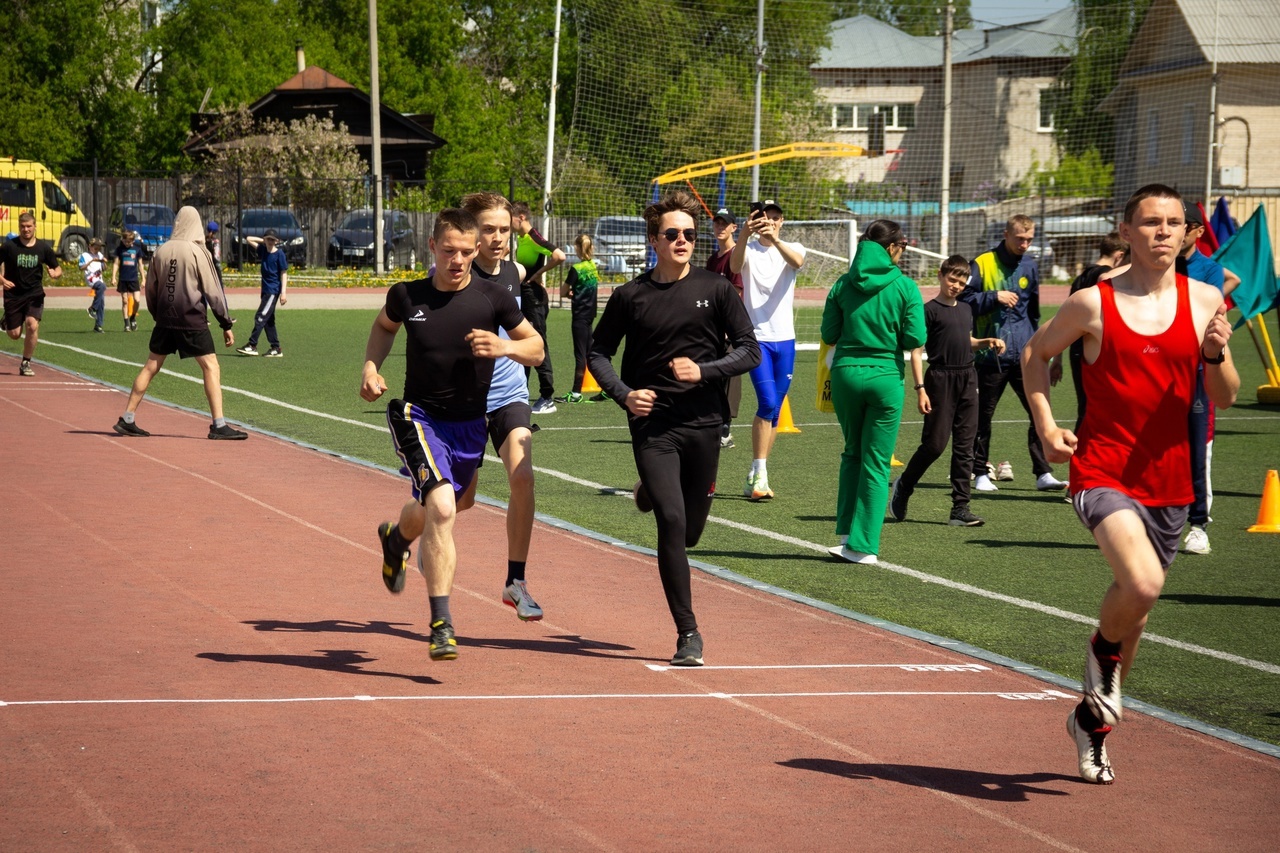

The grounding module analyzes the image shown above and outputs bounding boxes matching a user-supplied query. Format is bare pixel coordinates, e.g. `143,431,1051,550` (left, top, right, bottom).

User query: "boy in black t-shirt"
361,208,543,664
891,255,1005,526
0,211,63,376
588,191,760,666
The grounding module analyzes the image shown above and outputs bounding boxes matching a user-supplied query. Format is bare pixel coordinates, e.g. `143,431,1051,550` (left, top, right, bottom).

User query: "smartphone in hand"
749,201,764,218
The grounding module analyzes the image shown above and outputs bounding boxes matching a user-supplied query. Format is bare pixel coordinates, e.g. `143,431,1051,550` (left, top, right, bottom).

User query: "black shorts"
148,326,217,359
2,293,44,330
486,400,532,455
117,280,141,294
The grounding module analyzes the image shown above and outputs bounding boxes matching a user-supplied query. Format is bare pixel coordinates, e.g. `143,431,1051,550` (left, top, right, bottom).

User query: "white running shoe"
974,474,999,492
994,460,1014,481
1083,632,1124,726
1036,472,1068,491
1067,710,1115,785
1183,525,1211,555
744,470,773,501
502,579,544,621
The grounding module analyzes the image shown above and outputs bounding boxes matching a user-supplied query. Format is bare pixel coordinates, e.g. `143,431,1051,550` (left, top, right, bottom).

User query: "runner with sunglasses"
588,190,760,666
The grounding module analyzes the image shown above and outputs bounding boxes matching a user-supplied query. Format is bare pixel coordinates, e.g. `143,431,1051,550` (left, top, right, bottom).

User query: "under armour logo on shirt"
696,299,710,308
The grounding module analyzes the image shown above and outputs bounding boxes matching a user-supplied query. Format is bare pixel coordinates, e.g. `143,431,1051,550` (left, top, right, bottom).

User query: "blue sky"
968,0,1072,27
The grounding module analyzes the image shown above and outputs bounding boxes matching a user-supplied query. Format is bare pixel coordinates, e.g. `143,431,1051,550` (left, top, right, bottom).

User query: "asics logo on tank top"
1143,344,1160,355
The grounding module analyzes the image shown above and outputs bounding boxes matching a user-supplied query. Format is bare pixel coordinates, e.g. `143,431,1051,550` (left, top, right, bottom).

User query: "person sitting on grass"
891,254,1005,527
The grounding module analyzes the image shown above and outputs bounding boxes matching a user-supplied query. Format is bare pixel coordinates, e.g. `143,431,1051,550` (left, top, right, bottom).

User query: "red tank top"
1070,275,1198,506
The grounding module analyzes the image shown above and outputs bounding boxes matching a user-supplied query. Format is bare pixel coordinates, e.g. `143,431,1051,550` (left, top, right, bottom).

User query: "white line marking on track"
0,689,1066,708
18,343,1280,676
645,662,991,672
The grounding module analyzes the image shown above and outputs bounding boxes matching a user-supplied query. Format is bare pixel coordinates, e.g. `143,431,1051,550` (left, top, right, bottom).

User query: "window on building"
1181,105,1196,165
1037,88,1055,133
1147,109,1160,164
825,103,916,131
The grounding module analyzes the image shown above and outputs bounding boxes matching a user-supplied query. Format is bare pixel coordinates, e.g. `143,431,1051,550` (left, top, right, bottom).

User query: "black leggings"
631,420,721,635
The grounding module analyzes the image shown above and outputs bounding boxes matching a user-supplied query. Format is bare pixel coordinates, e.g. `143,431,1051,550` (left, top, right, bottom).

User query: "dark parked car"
107,203,175,259
227,208,308,268
327,209,417,270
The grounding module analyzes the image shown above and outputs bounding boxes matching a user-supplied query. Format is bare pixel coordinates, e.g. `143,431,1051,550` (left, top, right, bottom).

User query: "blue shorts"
748,339,797,424
386,399,487,503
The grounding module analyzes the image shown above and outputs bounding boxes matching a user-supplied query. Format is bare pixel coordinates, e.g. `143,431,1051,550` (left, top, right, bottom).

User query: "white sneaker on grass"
1183,525,1211,555
974,474,998,492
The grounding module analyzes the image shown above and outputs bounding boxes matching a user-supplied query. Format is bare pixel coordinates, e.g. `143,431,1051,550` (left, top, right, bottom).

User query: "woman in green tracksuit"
821,219,926,563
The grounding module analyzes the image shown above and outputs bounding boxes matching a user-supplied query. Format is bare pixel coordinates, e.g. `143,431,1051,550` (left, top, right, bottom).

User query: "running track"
3,358,1277,851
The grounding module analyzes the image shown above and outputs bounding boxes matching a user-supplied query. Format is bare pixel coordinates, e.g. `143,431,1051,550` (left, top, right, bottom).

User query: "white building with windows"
812,8,1076,193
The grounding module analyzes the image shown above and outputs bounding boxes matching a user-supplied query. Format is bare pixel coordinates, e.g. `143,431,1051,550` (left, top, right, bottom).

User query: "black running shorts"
148,326,217,359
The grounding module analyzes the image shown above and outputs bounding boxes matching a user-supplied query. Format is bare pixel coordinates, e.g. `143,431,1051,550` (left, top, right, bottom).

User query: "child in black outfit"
891,255,1005,526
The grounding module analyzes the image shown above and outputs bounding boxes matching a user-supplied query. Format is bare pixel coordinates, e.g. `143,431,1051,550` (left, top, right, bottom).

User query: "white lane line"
0,689,1065,708
645,662,991,672
21,341,1280,676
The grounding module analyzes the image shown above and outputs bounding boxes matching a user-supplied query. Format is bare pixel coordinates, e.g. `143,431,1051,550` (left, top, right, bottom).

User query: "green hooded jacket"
820,239,926,373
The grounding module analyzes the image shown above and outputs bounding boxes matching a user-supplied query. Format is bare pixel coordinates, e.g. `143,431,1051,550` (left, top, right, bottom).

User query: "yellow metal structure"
653,143,867,185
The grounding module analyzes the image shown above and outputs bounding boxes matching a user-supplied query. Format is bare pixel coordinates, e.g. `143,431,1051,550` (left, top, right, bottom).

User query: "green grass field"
9,302,1280,747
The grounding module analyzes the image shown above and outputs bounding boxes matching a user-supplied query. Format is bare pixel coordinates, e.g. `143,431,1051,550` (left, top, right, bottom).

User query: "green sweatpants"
830,363,904,555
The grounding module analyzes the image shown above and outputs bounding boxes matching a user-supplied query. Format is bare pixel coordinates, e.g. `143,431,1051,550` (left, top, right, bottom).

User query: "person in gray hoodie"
113,206,247,440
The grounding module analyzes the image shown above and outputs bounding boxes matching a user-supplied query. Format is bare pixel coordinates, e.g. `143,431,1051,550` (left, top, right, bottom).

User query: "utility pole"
369,0,384,274
751,0,765,200
542,0,563,235
1203,0,1221,205
940,4,954,257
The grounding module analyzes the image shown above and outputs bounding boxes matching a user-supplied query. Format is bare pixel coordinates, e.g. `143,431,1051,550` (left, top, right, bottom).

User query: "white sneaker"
502,579,544,621
1183,525,1211,555
531,397,557,414
831,545,877,564
1036,472,1068,491
994,460,1014,481
1067,711,1115,785
974,474,998,492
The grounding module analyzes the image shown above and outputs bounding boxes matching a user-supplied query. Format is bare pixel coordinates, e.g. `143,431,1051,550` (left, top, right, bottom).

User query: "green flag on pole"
1212,205,1280,329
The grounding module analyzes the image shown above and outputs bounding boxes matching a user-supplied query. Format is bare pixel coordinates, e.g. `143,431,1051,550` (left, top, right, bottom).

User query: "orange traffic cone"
1248,469,1280,533
581,365,602,395
776,396,801,434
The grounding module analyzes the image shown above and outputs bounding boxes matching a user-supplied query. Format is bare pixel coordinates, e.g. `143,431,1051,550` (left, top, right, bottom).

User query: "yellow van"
0,158,93,259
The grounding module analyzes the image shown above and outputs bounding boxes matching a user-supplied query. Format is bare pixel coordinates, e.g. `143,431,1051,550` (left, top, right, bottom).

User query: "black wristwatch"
914,383,926,390
1202,346,1226,365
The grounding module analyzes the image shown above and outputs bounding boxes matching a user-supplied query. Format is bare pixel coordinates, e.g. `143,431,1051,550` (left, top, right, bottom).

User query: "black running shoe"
671,630,704,666
208,423,248,440
949,505,985,527
378,522,408,594
113,417,150,437
429,620,458,661
889,478,908,522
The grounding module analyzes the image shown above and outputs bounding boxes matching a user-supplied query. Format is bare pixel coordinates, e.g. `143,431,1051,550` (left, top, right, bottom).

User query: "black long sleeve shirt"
588,266,760,428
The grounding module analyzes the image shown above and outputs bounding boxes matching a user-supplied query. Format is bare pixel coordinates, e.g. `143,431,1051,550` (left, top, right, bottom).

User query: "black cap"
263,228,279,240
762,199,783,215
1183,202,1204,228
713,207,736,224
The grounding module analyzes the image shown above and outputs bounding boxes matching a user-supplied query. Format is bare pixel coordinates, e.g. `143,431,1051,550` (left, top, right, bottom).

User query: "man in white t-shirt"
729,199,806,500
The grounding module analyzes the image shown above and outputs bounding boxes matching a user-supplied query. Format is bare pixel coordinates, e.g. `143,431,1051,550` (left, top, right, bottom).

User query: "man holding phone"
729,199,806,500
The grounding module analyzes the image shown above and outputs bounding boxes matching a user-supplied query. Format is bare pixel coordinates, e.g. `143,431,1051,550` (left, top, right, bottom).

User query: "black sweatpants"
522,286,554,399
974,360,1051,478
570,308,594,394
898,366,978,506
631,420,721,635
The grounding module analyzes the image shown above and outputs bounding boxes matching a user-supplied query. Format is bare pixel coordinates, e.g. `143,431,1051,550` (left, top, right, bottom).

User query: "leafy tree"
1051,0,1152,160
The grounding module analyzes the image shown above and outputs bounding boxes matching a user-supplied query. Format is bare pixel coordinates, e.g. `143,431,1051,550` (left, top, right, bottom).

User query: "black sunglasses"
659,228,698,242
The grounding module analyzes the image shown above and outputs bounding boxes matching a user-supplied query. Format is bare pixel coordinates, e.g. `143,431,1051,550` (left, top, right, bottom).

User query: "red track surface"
3,358,1278,851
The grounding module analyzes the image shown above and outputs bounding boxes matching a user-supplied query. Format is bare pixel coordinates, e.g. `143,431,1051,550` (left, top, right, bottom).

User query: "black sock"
429,595,451,625
506,560,526,585
1092,632,1122,657
387,525,410,556
1075,701,1106,731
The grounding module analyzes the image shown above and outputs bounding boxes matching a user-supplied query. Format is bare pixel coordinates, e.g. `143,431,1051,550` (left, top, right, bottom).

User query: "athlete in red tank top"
1070,275,1199,506
1020,186,1240,786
